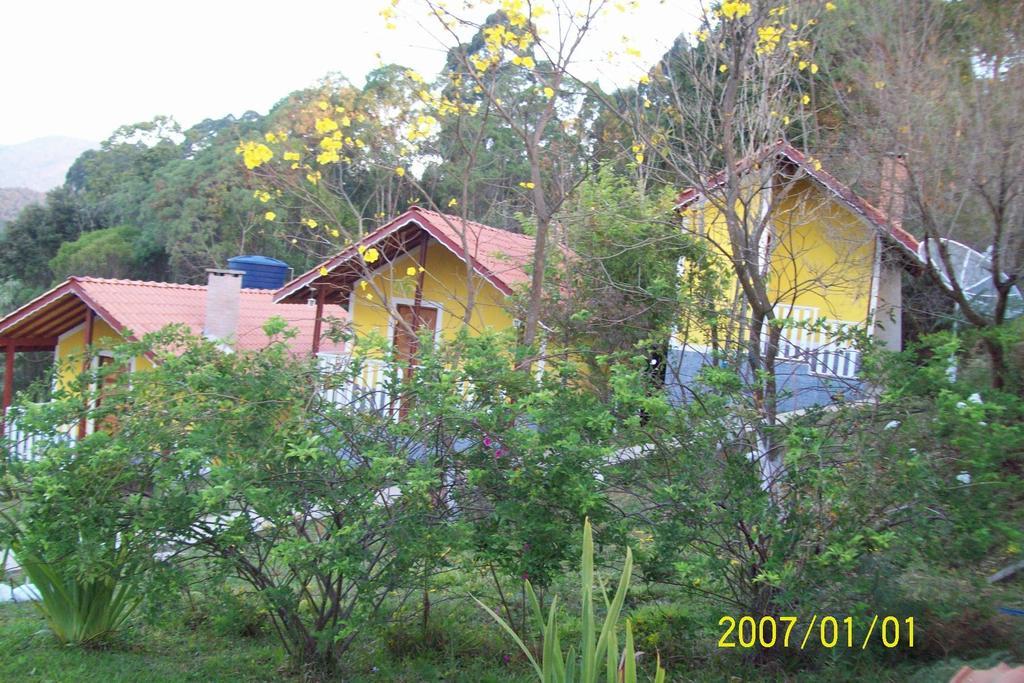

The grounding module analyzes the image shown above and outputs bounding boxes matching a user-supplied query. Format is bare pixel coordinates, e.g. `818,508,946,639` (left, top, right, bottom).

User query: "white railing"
317,354,480,414
2,404,76,461
319,355,402,414
761,305,862,380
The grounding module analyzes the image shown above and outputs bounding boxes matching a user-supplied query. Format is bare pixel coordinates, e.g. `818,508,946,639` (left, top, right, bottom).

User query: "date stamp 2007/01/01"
718,615,914,650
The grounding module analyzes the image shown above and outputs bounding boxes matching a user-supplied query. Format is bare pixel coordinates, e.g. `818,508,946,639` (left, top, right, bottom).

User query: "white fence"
2,405,76,460
317,354,479,414
761,305,862,380
318,355,405,414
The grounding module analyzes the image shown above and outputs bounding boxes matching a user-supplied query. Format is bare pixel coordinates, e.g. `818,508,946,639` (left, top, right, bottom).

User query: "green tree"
0,187,94,294
49,225,142,281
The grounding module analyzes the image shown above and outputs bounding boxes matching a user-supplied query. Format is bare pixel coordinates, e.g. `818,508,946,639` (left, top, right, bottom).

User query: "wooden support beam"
0,336,58,352
1,344,13,438
78,308,94,439
311,286,325,355
411,238,430,333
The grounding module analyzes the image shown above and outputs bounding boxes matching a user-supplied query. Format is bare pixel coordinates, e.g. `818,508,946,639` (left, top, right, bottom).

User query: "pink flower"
494,449,505,459
483,436,493,447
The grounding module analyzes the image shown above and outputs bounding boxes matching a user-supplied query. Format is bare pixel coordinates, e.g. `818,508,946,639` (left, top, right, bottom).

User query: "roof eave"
273,209,516,303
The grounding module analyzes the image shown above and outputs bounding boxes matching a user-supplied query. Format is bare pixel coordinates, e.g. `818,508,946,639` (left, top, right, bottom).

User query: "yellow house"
0,269,346,450
668,142,921,410
274,207,536,384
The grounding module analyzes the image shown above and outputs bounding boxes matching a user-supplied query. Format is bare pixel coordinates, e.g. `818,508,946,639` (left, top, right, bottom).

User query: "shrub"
1,325,447,673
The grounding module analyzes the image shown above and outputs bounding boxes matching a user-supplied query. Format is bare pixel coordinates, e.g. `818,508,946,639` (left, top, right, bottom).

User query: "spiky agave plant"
15,541,141,646
475,519,666,683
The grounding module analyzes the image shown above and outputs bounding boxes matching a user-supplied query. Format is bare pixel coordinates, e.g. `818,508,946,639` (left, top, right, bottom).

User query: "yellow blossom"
756,25,784,55
518,181,535,189
801,94,811,105
406,266,417,276
874,80,886,89
306,171,321,185
447,198,458,207
635,153,644,163
643,98,652,108
360,280,368,290
319,266,329,276
358,245,367,255
543,86,555,99
264,132,277,143
305,218,318,228
695,29,709,42
236,141,274,170
264,211,276,221
331,229,340,237
719,1,751,20
639,74,651,85
366,292,374,300
317,101,329,111
394,167,406,177
283,151,301,162
719,63,729,73
253,190,271,203
825,1,836,9
317,150,340,165
363,248,380,264
315,118,339,134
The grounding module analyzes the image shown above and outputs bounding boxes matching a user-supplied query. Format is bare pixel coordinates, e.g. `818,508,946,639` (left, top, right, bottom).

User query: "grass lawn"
0,602,289,682
0,601,537,682
1,598,1020,682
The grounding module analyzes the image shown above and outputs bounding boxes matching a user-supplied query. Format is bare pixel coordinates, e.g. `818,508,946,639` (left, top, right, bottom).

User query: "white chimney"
204,268,245,345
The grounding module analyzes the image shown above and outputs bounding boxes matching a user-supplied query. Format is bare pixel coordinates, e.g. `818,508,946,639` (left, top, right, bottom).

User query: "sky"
1,1,700,146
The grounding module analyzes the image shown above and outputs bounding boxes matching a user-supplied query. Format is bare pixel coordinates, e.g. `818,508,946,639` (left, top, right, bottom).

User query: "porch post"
77,308,94,439
311,286,325,355
1,344,13,437
411,238,430,333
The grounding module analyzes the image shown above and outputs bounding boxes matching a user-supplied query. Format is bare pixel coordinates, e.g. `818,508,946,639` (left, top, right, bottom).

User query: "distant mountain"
0,187,43,226
0,136,97,192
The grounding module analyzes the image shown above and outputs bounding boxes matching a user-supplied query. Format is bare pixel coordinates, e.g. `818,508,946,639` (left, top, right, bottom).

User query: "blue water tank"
227,255,292,290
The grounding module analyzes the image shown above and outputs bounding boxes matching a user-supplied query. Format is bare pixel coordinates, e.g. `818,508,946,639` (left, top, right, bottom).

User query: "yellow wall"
347,240,515,349
675,177,878,347
54,318,153,390
768,178,875,323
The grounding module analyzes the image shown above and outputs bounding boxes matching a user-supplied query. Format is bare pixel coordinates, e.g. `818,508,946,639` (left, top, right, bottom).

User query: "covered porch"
1,285,110,455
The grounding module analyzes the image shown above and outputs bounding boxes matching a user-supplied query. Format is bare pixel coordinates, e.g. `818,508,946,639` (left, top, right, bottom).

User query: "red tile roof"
0,277,347,356
275,206,539,303
675,141,921,256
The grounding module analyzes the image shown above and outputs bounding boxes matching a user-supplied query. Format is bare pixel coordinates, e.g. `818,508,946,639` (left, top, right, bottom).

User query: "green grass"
0,602,289,682
0,600,536,682
2,595,1020,682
